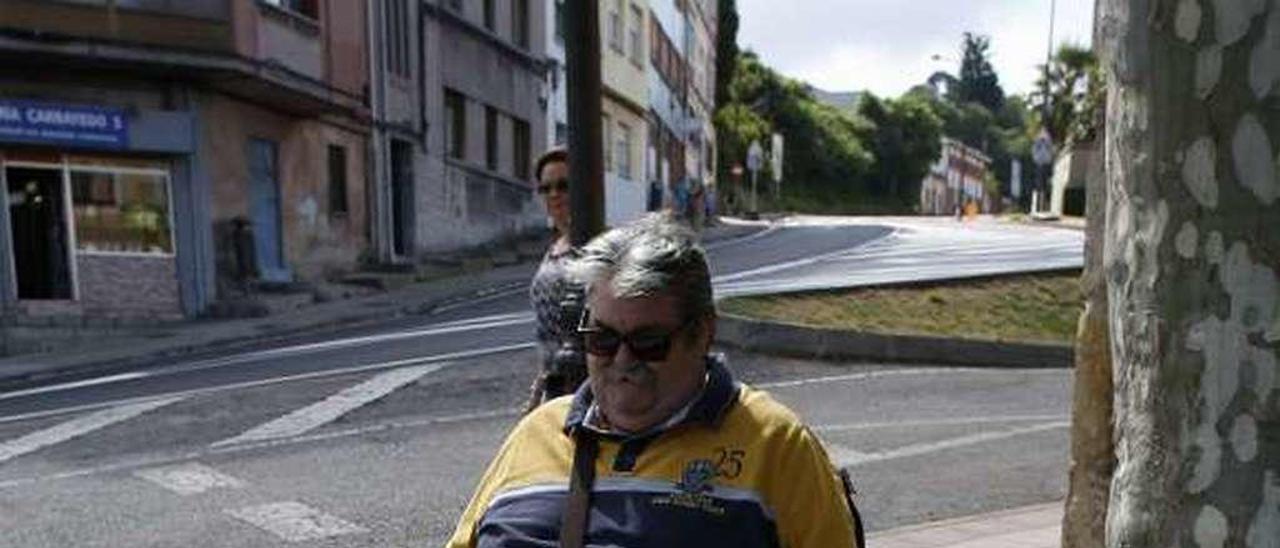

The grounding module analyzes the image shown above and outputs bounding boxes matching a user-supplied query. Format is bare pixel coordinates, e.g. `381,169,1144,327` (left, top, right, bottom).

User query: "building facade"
919,137,994,215
646,0,715,218
541,0,714,226
544,0,650,227
369,0,548,261
0,0,371,321
601,0,650,226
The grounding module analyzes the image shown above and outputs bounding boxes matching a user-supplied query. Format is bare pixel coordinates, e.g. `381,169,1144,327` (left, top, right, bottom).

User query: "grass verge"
719,270,1083,345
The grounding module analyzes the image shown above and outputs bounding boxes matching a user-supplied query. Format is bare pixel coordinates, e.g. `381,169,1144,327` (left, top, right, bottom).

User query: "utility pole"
564,0,605,246
1037,0,1057,213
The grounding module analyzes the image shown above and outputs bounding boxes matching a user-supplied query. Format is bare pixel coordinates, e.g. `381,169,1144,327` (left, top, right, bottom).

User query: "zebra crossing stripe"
212,364,442,448
133,462,245,496
226,501,367,542
0,396,186,465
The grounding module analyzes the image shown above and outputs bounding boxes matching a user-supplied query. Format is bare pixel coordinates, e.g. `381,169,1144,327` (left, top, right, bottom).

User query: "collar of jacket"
563,353,739,437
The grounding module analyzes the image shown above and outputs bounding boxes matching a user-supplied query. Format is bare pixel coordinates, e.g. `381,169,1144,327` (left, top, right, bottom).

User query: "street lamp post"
747,140,764,220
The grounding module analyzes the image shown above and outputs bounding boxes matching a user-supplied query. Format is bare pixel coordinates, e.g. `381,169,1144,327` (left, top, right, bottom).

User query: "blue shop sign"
0,99,129,150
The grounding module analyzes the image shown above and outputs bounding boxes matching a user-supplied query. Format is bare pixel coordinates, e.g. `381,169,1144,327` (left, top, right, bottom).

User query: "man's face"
584,281,711,434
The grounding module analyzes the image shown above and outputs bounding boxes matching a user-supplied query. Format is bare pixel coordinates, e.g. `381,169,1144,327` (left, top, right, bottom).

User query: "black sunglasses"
577,307,698,362
537,178,569,195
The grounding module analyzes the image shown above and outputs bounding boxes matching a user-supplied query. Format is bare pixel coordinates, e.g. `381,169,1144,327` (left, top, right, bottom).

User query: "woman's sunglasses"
577,307,697,362
537,178,569,195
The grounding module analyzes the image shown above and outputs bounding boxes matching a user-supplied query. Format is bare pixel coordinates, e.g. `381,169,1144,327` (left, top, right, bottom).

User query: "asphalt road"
0,217,1083,547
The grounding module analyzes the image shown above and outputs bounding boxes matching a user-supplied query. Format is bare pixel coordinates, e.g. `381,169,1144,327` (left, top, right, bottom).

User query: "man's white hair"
569,213,714,323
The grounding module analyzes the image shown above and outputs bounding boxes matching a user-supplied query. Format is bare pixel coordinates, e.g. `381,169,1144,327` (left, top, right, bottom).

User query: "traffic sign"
747,140,764,173
1033,131,1054,166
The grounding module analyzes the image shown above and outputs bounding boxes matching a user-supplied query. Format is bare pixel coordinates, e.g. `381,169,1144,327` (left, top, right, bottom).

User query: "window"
512,0,530,48
602,113,613,173
485,106,500,171
555,122,569,146
328,145,349,217
608,0,624,53
70,169,173,254
483,0,495,30
555,1,565,43
512,118,531,180
386,0,410,78
629,5,644,65
445,89,466,160
617,123,633,179
263,0,318,19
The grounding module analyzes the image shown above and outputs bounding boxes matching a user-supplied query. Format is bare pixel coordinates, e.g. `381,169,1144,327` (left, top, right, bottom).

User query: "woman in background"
524,148,583,410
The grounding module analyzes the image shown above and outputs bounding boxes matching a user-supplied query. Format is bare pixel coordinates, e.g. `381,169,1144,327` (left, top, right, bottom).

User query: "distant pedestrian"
526,148,586,411
647,179,663,212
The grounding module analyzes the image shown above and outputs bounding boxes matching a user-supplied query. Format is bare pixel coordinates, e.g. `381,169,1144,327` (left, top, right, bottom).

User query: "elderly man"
445,214,862,548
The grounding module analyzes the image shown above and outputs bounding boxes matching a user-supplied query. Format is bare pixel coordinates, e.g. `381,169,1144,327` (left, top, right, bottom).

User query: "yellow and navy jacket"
445,356,858,547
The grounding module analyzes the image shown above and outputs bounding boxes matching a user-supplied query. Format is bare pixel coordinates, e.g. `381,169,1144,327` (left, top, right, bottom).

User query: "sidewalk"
0,219,768,389
869,502,1062,548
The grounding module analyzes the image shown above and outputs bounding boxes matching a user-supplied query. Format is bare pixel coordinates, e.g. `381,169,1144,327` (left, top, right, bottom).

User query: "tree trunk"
1063,134,1115,547
1100,0,1279,546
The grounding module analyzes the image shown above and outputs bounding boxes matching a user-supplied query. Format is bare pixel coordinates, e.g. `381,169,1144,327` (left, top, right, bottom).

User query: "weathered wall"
76,254,181,319
409,6,547,253
204,94,369,284
1100,0,1279,546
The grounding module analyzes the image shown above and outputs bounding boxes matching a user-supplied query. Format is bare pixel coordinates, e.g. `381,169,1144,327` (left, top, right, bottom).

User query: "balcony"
0,0,367,120
0,0,234,53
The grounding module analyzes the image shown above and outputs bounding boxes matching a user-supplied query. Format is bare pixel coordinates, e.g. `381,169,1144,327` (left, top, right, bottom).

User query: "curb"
0,222,773,391
0,272,535,392
715,313,1074,369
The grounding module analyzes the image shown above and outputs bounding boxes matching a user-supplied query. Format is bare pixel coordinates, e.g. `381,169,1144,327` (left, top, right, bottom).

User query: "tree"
1031,44,1104,145
717,52,876,208
956,32,1005,113
1087,0,1280,546
858,94,943,204
714,0,739,108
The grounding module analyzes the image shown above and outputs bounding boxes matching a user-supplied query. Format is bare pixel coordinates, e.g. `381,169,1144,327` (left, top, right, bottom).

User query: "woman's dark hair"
534,147,569,182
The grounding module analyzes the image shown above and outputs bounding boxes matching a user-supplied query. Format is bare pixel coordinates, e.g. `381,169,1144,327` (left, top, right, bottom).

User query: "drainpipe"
366,0,388,262
418,2,428,147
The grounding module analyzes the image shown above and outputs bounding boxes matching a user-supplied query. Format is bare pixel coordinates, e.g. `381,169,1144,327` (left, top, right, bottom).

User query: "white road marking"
133,462,245,495
424,311,531,329
0,409,520,491
0,368,1071,489
0,396,185,465
814,414,1068,433
0,316,534,403
755,366,1060,391
711,229,899,284
429,286,530,314
226,501,367,542
829,421,1070,468
0,371,151,401
0,342,535,426
213,364,442,447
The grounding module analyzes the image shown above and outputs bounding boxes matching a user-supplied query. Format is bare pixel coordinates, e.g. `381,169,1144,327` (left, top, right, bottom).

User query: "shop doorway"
5,166,73,300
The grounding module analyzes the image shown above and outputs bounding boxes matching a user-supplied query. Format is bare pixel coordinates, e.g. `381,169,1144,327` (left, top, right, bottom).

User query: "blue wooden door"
248,139,290,282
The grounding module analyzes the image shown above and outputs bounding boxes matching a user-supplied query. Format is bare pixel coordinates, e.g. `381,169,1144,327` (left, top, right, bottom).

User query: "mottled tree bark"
1100,0,1279,547
1063,136,1115,547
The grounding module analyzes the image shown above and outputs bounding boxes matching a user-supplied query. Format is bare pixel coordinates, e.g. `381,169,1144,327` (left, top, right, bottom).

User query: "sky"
736,0,1096,98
